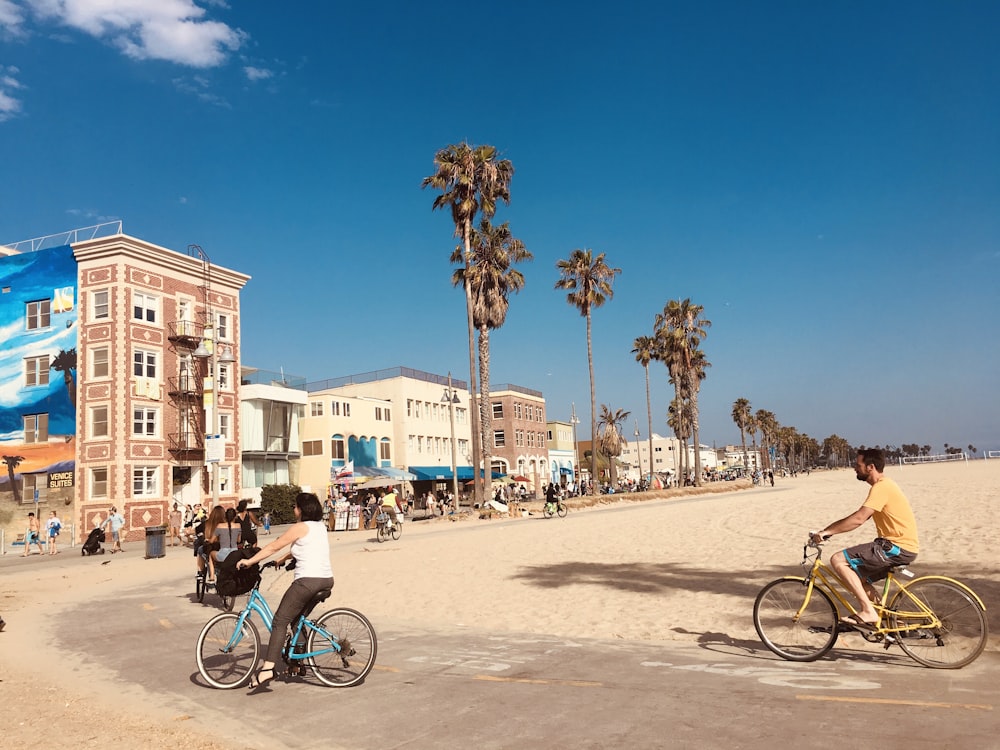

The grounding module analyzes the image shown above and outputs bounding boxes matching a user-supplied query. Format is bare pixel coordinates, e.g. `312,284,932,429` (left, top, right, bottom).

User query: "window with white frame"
133,348,156,378
22,473,47,503
310,401,324,417
456,407,466,425
414,402,421,418
331,401,340,416
380,438,391,461
218,363,230,391
26,299,51,330
514,403,522,419
133,292,158,323
25,355,49,387
216,312,230,341
218,465,231,493
133,406,157,437
219,413,231,440
493,402,503,419
133,465,158,497
407,399,413,417
343,402,351,417
92,290,109,320
91,467,108,499
527,431,535,448
375,407,384,421
91,346,109,378
23,414,48,443
408,435,414,451
494,430,506,447
90,405,109,438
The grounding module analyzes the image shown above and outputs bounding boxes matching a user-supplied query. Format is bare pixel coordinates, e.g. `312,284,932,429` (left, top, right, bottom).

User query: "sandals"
840,613,878,631
248,667,275,693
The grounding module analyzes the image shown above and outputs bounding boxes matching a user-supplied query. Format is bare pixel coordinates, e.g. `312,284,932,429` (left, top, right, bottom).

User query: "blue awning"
354,466,417,481
408,466,487,481
559,467,574,474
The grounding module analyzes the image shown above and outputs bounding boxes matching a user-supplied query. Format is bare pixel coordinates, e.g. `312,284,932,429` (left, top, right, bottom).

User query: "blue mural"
0,245,78,501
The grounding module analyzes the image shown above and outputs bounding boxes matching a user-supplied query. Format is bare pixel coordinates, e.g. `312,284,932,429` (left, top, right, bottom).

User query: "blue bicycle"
195,563,377,689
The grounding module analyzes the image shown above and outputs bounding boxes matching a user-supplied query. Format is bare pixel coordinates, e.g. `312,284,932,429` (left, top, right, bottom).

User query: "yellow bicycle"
753,538,988,668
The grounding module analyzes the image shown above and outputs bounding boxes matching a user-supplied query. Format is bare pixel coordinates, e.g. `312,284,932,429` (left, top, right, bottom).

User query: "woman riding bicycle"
236,492,333,689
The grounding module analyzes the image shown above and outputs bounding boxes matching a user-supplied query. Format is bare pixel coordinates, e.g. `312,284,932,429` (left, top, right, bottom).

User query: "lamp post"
441,373,461,513
634,419,642,488
570,402,581,494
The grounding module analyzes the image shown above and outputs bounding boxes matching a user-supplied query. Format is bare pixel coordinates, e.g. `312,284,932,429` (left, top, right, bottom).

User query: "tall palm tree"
731,398,752,474
631,335,656,485
452,218,532,482
667,398,691,482
50,348,77,410
423,142,514,507
597,405,631,487
755,409,778,472
3,455,24,504
555,249,621,496
654,299,711,485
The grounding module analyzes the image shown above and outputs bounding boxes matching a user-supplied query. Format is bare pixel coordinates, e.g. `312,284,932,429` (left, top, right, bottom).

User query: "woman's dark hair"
236,499,248,513
225,507,238,525
296,492,323,522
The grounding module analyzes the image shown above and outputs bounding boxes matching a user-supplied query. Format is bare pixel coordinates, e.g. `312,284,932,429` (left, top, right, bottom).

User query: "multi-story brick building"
0,227,249,544
488,383,548,494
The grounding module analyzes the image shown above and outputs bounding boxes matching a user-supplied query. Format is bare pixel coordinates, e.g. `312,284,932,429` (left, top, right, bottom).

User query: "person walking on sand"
23,512,45,556
45,510,62,554
103,507,126,553
169,503,183,547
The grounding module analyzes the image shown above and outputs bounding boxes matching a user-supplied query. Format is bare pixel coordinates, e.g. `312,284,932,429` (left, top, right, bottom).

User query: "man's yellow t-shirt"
863,477,919,553
381,491,397,508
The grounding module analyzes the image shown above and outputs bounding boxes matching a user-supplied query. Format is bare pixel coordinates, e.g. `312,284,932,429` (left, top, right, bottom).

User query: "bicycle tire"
196,612,260,689
543,504,554,518
221,592,235,612
556,503,568,518
888,578,988,669
376,525,386,543
753,577,838,661
391,523,401,541
196,573,205,603
307,608,378,688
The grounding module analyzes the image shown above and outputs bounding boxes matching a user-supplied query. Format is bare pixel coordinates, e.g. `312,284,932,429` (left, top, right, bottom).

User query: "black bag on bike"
216,546,261,597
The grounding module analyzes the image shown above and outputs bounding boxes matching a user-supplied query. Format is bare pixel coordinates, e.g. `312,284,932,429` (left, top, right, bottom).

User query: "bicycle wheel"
196,613,261,689
196,572,205,603
307,608,378,687
753,577,838,661
543,504,554,518
376,525,386,543
220,591,235,612
889,578,988,669
557,503,568,518
391,523,401,541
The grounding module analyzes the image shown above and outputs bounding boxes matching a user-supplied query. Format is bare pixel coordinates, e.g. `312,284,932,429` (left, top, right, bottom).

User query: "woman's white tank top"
291,521,333,580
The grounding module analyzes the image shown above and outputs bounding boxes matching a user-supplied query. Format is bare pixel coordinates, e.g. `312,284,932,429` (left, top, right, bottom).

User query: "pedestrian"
235,500,260,548
169,503,183,547
262,511,272,535
103,506,126,553
22,512,44,556
45,510,62,555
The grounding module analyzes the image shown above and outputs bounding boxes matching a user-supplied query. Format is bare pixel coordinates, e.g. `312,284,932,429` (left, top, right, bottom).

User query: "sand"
1,460,997,747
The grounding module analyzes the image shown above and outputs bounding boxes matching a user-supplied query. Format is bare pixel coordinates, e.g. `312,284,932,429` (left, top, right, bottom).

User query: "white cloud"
0,64,23,121
171,75,229,108
28,0,246,67
243,65,272,82
0,0,25,34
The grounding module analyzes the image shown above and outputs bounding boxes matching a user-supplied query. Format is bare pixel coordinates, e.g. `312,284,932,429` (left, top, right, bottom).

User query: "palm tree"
631,335,656,486
452,218,532,482
654,299,711,485
50,348,77,410
424,142,514,507
755,409,778,472
597,405,631,487
731,398,751,474
555,249,621,496
3,455,24,504
667,398,691,482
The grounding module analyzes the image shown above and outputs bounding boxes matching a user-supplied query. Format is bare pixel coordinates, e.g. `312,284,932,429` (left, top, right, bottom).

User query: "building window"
22,474,47,504
375,407,383,421
218,465,231,493
26,299,51,330
92,290,109,320
25,355,50,387
493,402,503,419
408,435,414,451
331,435,345,460
133,349,157,378
219,413,231,440
91,467,108,499
547,430,553,441
527,431,535,448
91,347,109,378
331,401,340,416
216,313,230,341
494,430,506,448
380,438,391,461
133,466,158,497
133,292,158,323
133,407,157,437
23,414,48,443
310,401,324,417
90,406,109,438
375,407,391,421
407,399,412,417
456,408,466,425
514,403,522,419
303,440,323,456
343,402,350,417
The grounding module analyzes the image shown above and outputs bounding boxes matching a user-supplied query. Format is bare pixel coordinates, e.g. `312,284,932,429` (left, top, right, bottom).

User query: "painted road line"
159,618,174,629
475,675,603,688
797,695,992,711
373,665,400,673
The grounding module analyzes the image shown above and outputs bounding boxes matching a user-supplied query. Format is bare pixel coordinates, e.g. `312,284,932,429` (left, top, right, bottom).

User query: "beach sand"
1,460,997,747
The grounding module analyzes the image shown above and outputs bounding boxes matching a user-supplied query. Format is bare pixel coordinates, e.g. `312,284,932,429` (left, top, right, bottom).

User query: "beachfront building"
0,225,249,545
299,367,474,497
489,384,548,496
719,445,762,472
545,420,577,489
239,367,307,506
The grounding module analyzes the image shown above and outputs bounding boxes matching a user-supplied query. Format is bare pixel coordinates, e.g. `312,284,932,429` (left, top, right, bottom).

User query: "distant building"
545,420,577,488
488,383,548,494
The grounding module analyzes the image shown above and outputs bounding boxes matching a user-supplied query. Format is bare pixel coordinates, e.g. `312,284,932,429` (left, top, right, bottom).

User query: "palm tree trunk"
586,311,597,496
644,364,653,488
477,323,492,486
688,372,702,486
461,224,483,509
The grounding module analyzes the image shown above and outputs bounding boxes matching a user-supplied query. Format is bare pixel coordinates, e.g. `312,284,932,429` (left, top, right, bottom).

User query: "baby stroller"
82,527,106,556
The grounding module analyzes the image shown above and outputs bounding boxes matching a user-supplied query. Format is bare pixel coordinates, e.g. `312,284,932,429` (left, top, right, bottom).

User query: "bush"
260,484,301,525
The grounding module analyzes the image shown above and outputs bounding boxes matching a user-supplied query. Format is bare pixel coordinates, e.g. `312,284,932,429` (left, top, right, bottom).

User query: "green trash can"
144,525,167,559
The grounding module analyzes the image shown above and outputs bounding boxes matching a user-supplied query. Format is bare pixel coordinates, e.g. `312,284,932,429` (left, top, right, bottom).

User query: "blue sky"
1,1,998,452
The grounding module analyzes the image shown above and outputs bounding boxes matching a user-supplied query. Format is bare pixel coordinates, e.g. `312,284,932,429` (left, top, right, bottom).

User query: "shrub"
260,484,301,525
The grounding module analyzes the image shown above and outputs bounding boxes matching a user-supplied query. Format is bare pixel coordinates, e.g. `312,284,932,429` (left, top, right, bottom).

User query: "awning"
408,466,476,481
354,466,417,481
559,467,574,474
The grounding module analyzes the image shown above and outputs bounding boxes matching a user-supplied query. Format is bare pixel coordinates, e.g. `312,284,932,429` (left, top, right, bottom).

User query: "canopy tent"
356,476,408,489
354,466,417,481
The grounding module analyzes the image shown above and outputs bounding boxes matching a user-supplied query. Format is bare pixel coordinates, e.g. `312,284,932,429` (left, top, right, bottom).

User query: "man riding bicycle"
380,487,400,526
810,448,919,630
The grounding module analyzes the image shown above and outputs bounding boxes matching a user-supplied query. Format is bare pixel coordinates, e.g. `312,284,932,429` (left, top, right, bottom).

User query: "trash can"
144,525,167,559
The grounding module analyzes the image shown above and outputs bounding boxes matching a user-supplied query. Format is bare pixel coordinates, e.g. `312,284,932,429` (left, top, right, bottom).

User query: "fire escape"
167,319,205,457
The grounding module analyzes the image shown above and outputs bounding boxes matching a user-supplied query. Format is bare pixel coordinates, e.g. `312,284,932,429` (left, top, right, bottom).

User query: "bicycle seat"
296,588,332,621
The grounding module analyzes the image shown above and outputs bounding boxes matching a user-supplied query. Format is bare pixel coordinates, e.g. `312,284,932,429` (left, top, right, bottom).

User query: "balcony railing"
167,374,199,397
168,320,201,345
168,431,204,452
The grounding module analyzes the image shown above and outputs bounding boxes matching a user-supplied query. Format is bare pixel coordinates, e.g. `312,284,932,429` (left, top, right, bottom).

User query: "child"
262,511,271,535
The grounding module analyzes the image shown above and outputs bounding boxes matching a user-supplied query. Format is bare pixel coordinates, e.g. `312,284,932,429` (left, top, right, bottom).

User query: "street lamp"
570,402,581,494
441,373,461,513
634,419,643,487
